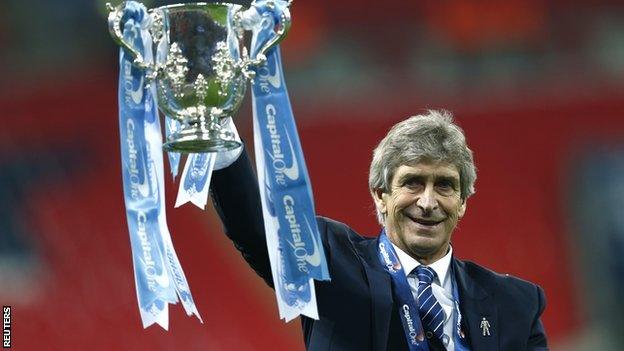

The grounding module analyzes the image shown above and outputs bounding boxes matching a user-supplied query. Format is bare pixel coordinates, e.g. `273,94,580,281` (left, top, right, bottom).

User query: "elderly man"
210,110,548,351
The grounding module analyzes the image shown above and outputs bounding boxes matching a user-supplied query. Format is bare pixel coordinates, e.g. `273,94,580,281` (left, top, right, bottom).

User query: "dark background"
1,0,624,350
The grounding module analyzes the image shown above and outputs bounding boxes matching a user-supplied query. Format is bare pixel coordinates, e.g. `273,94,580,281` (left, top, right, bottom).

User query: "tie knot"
414,265,437,285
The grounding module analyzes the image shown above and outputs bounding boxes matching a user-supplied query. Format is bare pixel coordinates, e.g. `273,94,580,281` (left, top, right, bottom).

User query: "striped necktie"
414,265,446,342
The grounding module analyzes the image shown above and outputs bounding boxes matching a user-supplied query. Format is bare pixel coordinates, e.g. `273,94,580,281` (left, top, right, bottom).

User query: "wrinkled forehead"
392,158,461,181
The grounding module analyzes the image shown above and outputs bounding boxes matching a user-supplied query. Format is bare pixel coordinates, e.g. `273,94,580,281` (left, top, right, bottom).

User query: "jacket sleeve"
210,148,274,287
527,285,549,350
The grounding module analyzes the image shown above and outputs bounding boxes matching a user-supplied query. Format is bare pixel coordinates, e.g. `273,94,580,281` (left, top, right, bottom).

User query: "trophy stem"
163,112,241,153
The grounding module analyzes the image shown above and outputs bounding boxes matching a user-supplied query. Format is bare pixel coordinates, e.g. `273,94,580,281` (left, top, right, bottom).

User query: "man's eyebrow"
395,172,459,185
396,173,425,182
436,175,460,183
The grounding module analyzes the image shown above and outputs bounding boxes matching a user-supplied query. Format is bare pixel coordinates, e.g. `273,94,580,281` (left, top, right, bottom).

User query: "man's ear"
371,188,387,215
458,198,467,219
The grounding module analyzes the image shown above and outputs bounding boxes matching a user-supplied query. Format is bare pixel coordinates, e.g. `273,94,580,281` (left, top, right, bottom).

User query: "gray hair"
368,110,477,224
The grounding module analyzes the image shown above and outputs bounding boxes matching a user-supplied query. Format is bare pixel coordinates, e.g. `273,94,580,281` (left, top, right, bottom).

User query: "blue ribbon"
250,0,330,305
183,153,212,192
164,116,181,178
117,1,201,329
450,264,471,350
175,152,216,209
378,231,471,350
118,2,177,326
378,232,429,351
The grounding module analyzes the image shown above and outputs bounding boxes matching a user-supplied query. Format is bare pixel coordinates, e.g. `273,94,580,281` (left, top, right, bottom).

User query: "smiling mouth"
406,215,444,226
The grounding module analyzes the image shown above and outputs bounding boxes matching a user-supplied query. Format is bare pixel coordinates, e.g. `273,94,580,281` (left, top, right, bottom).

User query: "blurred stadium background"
1,0,624,350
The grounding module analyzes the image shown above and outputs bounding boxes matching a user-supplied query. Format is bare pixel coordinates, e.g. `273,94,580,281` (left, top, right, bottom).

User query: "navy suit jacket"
211,151,549,351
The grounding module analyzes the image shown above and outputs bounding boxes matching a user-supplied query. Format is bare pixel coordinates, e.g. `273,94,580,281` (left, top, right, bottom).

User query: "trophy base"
163,127,241,153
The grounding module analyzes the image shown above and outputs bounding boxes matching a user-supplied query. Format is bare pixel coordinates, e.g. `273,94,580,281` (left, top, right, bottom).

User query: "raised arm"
210,148,274,287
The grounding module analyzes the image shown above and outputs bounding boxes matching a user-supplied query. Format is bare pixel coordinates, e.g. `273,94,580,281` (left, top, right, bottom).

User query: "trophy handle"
254,2,291,60
239,1,292,74
106,2,154,72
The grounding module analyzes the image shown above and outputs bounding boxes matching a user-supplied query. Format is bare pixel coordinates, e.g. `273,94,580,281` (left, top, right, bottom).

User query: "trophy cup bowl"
107,1,291,153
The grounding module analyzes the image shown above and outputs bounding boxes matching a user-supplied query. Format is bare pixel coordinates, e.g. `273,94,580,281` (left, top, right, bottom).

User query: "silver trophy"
107,1,290,152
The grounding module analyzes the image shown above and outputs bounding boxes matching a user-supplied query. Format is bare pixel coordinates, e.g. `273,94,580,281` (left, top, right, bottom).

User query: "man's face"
372,160,466,263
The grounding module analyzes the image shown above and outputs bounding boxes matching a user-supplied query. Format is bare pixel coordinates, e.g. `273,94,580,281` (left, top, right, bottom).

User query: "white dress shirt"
392,244,456,350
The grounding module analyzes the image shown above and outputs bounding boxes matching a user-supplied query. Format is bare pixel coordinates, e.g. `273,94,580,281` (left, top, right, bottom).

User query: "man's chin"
405,237,448,261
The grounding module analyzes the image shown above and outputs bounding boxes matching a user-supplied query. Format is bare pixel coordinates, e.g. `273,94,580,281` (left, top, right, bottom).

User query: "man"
210,110,548,350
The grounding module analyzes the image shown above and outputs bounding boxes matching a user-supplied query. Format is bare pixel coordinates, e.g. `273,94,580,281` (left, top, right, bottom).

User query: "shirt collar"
390,243,453,286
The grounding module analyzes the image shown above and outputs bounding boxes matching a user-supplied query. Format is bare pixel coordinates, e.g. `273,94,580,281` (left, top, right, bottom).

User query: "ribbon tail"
175,153,216,209
139,302,170,330
160,226,204,323
175,155,193,208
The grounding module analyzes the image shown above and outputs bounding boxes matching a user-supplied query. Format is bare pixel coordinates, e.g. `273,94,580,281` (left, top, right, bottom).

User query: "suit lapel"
355,238,394,351
453,259,498,351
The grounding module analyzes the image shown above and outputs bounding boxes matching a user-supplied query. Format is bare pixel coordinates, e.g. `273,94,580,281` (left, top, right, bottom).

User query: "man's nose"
416,185,438,213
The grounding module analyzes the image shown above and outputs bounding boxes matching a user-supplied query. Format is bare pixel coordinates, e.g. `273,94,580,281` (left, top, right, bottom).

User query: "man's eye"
403,179,423,189
436,180,455,191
